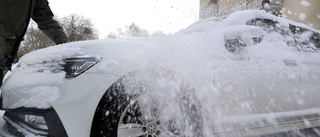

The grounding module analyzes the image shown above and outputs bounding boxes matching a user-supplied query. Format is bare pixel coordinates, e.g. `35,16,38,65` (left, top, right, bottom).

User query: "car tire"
90,68,203,137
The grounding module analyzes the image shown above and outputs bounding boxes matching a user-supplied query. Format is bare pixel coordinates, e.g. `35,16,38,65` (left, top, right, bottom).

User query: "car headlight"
20,114,48,131
63,55,99,78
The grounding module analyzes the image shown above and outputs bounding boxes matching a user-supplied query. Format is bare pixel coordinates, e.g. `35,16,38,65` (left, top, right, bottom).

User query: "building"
200,0,320,30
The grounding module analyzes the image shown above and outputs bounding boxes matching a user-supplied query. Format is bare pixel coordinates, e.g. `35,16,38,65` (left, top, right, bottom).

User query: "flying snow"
301,0,311,7
299,13,307,21
1,10,320,136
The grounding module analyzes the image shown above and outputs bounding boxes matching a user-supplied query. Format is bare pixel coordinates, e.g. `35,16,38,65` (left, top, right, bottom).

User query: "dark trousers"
0,36,16,71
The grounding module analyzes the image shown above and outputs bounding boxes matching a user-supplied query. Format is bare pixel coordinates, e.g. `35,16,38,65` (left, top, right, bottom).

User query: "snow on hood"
1,45,83,109
2,10,320,114
18,44,83,65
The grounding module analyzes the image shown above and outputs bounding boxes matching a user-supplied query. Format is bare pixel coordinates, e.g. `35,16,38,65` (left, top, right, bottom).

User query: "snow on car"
0,10,320,137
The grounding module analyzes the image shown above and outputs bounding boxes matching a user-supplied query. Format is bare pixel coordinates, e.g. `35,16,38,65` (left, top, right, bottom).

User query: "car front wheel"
90,69,203,137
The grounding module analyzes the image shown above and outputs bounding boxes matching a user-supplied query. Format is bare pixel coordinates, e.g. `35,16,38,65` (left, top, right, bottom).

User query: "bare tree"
106,32,118,39
107,23,149,38
125,23,149,37
61,14,99,42
19,14,99,57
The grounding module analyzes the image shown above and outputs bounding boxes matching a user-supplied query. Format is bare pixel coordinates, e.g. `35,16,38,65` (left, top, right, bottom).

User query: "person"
0,0,68,88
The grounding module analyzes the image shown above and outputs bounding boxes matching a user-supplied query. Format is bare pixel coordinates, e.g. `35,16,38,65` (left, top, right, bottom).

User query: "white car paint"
1,10,320,136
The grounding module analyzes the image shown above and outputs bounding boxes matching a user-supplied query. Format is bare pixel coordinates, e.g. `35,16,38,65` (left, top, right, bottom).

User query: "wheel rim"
117,94,182,137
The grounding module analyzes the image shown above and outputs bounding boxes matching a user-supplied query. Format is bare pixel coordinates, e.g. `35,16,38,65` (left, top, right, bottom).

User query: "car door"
290,27,320,131
299,55,320,110
290,26,320,111
210,57,302,136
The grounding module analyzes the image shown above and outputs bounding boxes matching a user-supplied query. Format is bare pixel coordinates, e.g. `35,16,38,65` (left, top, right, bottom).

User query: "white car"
1,10,320,137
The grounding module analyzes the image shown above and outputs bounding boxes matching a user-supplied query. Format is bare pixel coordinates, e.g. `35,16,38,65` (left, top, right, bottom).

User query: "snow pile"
2,45,82,109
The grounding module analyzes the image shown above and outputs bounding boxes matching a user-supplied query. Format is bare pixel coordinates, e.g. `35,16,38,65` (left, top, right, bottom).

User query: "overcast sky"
49,0,199,38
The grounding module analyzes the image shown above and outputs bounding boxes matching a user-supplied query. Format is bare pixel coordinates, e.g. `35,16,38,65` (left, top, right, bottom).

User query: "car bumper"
3,107,67,137
1,72,121,137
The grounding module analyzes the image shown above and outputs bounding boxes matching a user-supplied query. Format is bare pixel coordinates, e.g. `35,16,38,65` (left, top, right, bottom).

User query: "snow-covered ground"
0,10,320,136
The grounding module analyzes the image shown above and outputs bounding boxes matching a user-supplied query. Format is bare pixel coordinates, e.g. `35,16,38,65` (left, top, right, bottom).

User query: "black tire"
90,68,203,137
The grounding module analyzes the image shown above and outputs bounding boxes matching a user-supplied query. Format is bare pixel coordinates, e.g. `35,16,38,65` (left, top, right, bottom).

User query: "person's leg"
0,36,15,88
